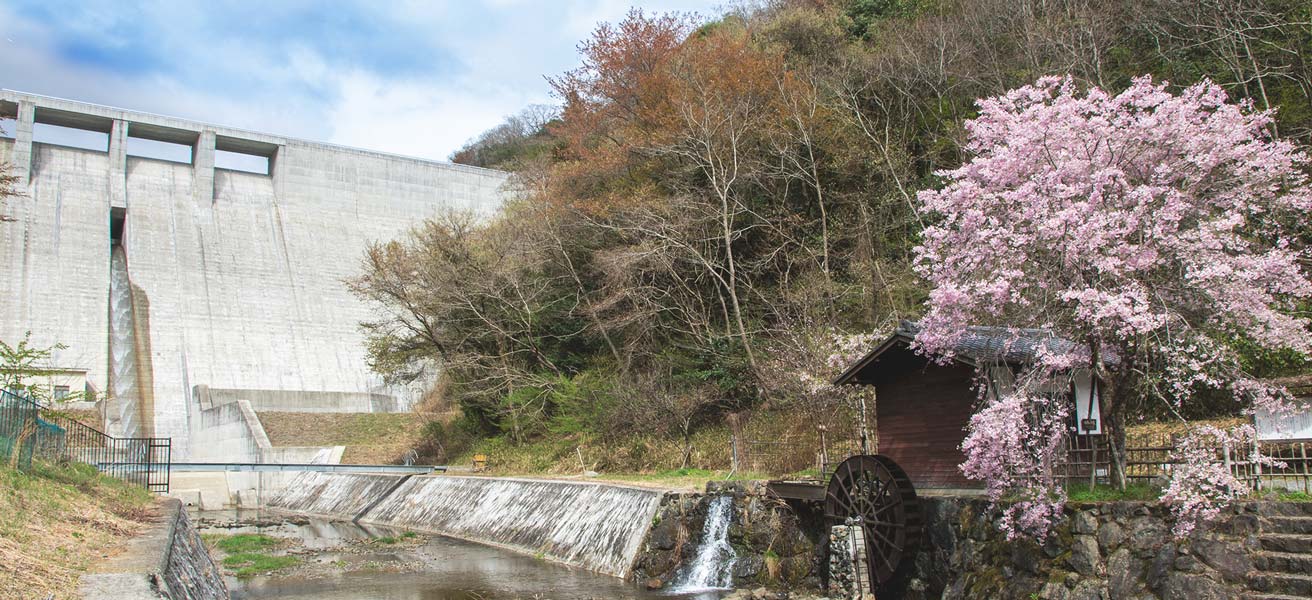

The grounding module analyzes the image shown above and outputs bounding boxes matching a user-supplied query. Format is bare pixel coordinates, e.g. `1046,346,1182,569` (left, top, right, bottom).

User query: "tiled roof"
895,320,1112,366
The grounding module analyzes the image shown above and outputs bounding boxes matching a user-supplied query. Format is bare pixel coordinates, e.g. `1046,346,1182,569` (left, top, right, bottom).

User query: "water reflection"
195,511,728,600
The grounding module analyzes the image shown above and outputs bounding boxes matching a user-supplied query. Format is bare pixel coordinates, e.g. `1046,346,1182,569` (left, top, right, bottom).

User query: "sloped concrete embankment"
263,471,410,521
80,498,227,600
266,473,663,577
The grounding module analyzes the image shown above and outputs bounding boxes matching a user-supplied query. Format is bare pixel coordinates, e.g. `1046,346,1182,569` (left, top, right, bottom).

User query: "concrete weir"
265,471,412,521
266,473,665,578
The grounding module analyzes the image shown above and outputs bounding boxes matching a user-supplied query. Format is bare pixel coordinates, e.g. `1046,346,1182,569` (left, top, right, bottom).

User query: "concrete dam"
0,90,508,457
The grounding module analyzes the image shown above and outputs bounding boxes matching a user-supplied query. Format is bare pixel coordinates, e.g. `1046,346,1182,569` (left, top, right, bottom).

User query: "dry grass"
53,408,104,432
0,461,156,599
1126,417,1248,446
258,411,450,464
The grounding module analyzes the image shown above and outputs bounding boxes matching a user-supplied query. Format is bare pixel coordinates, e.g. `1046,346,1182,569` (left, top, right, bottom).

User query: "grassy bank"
0,461,156,599
258,411,446,464
452,425,735,475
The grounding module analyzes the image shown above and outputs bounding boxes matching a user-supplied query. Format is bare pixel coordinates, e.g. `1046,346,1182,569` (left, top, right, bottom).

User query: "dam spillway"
266,473,665,578
107,245,142,438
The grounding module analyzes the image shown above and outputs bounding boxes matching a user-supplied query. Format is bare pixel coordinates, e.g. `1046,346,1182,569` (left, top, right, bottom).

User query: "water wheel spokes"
824,454,923,587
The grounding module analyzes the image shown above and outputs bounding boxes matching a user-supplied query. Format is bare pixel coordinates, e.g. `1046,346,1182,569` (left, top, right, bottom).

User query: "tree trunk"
1100,376,1128,491
718,188,759,373
681,427,693,469
1107,408,1128,491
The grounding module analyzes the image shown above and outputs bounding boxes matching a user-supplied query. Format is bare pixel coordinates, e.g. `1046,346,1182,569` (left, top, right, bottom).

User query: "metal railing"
1059,432,1312,494
0,390,171,492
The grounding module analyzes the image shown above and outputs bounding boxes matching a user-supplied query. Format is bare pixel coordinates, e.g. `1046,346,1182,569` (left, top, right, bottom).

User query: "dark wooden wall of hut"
867,348,981,490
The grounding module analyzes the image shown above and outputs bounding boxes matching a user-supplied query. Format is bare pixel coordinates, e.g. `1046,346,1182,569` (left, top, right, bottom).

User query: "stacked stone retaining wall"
634,484,1312,600
895,497,1312,600
633,482,822,590
80,498,227,600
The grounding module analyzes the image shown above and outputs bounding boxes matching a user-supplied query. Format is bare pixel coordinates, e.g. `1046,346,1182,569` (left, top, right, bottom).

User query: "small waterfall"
672,495,738,592
108,245,140,437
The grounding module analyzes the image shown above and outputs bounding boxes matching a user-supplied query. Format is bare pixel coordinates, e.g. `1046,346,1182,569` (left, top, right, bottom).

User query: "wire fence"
733,397,874,481
737,433,866,480
0,389,171,492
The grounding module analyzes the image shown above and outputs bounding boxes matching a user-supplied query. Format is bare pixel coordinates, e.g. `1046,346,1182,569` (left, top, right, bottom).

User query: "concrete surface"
265,472,665,578
0,90,509,456
199,386,399,413
80,498,227,599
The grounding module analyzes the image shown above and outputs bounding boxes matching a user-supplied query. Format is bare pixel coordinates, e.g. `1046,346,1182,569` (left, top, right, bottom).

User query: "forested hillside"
352,0,1312,468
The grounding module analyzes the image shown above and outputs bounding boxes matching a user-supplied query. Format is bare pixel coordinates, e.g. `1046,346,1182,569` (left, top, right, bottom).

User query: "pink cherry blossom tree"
914,75,1312,538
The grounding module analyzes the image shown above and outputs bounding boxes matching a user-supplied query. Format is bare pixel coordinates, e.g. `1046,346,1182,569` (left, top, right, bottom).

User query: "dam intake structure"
267,473,664,578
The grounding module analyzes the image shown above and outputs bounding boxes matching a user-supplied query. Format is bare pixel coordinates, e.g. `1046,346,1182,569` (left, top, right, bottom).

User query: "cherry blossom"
914,75,1312,539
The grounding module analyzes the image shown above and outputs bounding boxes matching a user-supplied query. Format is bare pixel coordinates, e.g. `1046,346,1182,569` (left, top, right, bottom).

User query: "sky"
0,0,722,161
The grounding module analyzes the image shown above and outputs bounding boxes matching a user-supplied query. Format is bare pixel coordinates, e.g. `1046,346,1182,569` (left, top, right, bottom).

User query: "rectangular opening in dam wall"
110,207,126,246
126,136,192,164
127,121,200,165
215,149,269,174
33,122,109,152
215,136,275,175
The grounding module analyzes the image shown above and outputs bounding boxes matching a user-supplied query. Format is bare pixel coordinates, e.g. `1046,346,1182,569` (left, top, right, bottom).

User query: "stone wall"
636,485,1312,600
894,496,1312,600
634,482,821,591
80,498,227,600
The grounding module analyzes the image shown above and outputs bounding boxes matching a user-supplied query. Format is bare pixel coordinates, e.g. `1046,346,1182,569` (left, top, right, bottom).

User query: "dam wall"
197,385,399,413
266,473,665,578
171,402,346,509
0,90,508,455
190,399,269,463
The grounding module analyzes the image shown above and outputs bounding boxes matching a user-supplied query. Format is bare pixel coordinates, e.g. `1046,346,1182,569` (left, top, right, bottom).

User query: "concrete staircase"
1247,503,1312,600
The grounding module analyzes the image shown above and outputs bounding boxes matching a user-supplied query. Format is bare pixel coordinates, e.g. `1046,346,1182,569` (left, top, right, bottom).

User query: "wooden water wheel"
824,454,923,587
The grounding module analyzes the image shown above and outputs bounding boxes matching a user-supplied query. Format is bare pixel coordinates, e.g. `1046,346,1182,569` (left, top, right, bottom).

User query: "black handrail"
0,389,171,492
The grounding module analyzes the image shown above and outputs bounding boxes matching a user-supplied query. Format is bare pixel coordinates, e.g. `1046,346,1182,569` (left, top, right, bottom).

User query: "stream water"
670,496,737,593
196,511,732,600
108,245,140,437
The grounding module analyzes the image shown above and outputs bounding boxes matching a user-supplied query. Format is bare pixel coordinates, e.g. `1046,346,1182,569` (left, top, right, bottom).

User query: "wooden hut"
833,321,1104,492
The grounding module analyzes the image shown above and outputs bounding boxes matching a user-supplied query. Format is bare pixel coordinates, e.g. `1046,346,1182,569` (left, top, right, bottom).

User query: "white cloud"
0,0,724,161
325,70,536,160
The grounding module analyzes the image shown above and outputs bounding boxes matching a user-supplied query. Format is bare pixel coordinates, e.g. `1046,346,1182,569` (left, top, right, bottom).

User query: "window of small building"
53,385,70,401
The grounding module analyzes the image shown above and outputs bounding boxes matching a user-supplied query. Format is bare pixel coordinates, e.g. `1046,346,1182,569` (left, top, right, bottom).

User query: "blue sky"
0,0,721,161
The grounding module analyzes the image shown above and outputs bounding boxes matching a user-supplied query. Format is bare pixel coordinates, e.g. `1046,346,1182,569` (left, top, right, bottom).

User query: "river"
194,510,732,600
